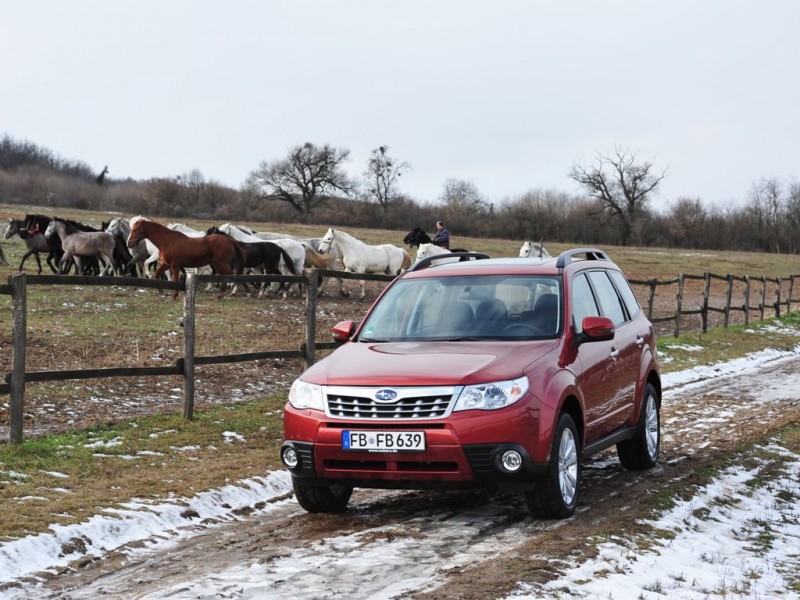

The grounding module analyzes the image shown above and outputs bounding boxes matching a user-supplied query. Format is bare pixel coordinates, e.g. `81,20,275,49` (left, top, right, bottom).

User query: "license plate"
342,430,426,452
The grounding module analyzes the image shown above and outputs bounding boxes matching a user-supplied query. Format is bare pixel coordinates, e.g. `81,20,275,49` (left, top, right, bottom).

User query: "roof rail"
407,252,491,272
555,248,611,269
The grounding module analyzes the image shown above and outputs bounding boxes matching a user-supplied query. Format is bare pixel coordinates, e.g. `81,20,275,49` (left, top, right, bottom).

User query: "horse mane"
403,226,431,247
55,216,98,232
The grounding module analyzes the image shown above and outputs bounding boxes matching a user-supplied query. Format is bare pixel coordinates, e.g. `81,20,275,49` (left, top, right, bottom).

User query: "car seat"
521,293,559,335
475,298,508,333
439,301,475,333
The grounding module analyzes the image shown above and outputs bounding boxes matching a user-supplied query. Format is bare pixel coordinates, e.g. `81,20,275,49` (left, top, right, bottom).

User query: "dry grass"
2,202,800,541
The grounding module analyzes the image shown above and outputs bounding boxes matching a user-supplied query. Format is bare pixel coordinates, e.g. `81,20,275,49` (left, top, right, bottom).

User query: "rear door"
585,269,638,433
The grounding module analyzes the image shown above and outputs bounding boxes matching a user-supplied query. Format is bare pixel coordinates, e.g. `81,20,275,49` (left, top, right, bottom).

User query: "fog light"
282,446,299,469
500,450,523,472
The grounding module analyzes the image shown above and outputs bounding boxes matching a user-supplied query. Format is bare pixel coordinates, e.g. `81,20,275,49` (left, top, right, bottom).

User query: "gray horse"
44,218,118,276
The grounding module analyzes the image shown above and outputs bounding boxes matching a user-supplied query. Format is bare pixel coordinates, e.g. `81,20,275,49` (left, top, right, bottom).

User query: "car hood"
301,340,559,387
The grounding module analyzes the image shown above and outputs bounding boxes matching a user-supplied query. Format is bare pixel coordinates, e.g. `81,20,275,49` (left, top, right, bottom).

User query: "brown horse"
127,218,243,299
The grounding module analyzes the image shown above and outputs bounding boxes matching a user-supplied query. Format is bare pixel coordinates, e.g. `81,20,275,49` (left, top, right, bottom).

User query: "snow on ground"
0,473,292,583
507,444,800,600
1,344,800,598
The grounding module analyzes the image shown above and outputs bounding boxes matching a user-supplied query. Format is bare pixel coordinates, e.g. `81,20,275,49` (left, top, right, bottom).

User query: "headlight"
288,379,325,411
454,377,529,411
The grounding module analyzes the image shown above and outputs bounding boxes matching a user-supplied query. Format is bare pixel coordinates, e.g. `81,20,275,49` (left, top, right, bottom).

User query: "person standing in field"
432,220,450,249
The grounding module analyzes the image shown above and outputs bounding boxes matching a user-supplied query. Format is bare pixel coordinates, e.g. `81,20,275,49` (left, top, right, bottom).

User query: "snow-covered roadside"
0,472,292,583
1,343,800,595
507,443,800,600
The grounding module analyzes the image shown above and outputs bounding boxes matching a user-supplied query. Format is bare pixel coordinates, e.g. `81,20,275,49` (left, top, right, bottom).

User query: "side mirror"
578,316,615,343
332,320,356,345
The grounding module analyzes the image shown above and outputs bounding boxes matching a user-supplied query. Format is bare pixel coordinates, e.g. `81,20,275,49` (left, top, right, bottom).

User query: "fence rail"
3,268,800,443
1,269,391,443
628,272,800,337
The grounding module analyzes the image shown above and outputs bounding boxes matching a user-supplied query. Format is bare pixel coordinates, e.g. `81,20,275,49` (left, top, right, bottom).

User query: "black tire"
525,413,581,519
617,382,660,470
292,479,353,513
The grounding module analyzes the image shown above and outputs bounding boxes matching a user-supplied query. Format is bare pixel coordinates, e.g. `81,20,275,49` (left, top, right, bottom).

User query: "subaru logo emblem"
374,389,398,403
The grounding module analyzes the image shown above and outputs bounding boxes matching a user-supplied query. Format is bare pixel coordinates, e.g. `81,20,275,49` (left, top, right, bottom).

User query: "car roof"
404,248,616,279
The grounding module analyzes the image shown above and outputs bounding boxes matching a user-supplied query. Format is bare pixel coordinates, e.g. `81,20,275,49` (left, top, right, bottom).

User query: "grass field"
2,202,800,541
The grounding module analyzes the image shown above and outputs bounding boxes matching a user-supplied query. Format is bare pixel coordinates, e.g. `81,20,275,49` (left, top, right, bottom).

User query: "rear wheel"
292,479,353,513
525,413,580,518
617,382,660,470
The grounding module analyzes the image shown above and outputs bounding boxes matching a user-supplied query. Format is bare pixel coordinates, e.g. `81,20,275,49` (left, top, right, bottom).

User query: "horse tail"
279,247,298,275
232,240,245,274
401,249,412,270
304,245,333,269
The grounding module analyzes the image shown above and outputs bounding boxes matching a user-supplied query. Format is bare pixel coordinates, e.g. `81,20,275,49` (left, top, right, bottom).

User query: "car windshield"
358,274,562,342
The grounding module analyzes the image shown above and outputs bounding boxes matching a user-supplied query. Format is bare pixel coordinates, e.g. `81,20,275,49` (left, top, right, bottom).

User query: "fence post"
304,269,318,368
647,279,656,320
744,276,750,327
701,272,710,333
788,275,795,314
760,276,767,321
9,274,27,444
674,274,684,338
775,278,782,319
182,273,196,420
723,275,733,328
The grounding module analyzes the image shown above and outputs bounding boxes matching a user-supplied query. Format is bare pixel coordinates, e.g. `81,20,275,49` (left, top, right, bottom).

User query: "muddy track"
19,356,800,599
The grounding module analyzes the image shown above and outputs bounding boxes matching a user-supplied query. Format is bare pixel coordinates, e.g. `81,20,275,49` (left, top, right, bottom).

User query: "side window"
609,270,641,318
571,273,600,334
587,271,626,326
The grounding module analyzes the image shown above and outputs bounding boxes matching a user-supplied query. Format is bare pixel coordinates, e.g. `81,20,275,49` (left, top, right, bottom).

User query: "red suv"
281,248,661,518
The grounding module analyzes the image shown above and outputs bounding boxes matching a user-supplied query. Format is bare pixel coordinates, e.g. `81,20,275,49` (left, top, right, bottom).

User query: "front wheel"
617,382,660,470
525,413,580,519
292,479,353,513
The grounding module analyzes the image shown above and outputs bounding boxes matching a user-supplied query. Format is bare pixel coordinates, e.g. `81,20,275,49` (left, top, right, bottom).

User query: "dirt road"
12,353,800,599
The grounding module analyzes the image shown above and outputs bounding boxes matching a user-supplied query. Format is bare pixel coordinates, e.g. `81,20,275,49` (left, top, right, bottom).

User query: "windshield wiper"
359,337,391,343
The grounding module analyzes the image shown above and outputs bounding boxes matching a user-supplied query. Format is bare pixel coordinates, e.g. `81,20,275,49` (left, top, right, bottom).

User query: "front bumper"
282,402,548,492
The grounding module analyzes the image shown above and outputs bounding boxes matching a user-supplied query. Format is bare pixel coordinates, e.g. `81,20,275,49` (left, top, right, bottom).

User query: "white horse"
415,242,460,266
518,241,550,258
167,222,206,237
317,228,411,301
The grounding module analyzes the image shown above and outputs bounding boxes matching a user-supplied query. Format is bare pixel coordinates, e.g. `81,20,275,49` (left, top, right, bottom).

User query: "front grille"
325,386,456,420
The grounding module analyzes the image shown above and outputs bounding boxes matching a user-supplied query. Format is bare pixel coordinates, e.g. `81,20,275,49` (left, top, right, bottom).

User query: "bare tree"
440,178,488,214
246,142,354,223
364,145,411,212
785,179,800,254
180,169,207,209
569,146,667,246
747,177,785,253
666,197,707,248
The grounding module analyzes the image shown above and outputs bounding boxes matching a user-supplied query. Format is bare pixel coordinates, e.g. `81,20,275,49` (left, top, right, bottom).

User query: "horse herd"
3,215,548,300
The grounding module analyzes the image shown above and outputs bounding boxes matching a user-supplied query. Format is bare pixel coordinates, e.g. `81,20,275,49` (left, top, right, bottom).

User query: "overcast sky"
3,1,799,210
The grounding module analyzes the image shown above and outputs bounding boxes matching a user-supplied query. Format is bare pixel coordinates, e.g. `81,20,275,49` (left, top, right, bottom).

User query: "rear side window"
571,273,600,334
587,271,626,326
609,270,641,318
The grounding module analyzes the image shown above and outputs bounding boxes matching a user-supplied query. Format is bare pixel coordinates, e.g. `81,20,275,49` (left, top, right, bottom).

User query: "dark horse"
402,227,469,253
128,218,244,299
5,218,51,273
206,226,297,297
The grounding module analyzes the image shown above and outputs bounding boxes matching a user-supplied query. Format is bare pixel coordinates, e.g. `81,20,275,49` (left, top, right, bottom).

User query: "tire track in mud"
20,357,800,600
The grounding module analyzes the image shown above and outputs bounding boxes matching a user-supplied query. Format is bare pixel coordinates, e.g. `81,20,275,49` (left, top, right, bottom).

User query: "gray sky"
3,1,798,210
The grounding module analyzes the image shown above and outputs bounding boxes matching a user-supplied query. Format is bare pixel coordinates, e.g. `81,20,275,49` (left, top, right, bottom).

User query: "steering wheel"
502,323,543,335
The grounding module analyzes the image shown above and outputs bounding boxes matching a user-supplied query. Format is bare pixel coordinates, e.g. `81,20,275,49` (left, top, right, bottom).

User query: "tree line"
1,134,799,254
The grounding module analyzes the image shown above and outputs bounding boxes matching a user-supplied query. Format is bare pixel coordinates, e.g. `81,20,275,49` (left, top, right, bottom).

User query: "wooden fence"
3,268,800,443
629,272,800,337
0,269,394,443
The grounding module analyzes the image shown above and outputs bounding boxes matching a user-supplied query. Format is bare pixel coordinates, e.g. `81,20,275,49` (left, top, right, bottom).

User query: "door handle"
636,336,645,346
609,347,619,359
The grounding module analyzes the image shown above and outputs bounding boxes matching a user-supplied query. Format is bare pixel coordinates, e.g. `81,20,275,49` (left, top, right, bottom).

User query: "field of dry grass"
3,203,800,541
